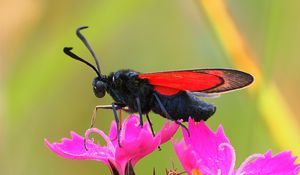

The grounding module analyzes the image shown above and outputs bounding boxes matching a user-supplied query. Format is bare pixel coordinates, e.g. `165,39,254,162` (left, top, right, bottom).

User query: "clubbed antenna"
63,47,101,78
76,26,101,75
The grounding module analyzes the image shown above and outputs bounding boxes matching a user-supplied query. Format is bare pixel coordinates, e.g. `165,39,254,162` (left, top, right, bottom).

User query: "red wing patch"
139,70,223,95
139,69,253,96
153,86,180,96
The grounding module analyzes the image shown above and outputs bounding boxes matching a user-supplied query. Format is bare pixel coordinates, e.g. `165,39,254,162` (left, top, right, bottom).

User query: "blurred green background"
2,0,300,174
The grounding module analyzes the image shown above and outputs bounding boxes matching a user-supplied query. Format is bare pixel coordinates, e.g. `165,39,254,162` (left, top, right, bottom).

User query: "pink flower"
173,118,300,175
45,114,179,175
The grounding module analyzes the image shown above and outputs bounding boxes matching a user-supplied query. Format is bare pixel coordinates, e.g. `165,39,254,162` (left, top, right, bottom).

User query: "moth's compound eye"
92,78,106,98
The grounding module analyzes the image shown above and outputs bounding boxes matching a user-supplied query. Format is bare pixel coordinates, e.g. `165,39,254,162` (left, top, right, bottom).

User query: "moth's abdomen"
152,91,216,122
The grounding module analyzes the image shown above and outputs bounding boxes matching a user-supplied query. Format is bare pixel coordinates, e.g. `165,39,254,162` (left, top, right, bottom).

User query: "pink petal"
236,150,300,175
178,119,235,174
44,131,114,165
46,114,179,175
121,115,151,141
173,139,200,173
108,114,152,146
115,115,161,170
159,120,179,144
109,120,118,147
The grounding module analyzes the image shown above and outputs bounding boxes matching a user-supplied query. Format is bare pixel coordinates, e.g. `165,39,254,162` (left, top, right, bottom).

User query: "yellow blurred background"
2,0,300,174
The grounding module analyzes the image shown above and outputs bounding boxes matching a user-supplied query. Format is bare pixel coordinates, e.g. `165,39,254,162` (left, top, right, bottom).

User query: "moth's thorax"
108,70,139,89
106,70,140,103
106,69,155,113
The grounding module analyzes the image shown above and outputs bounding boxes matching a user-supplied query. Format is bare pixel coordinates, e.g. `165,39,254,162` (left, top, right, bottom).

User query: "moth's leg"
111,102,122,147
153,93,190,137
146,113,155,137
85,104,124,150
118,109,122,129
146,113,161,150
90,105,117,128
135,97,143,127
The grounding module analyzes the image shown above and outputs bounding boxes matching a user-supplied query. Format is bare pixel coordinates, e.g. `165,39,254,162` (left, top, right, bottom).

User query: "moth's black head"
92,77,107,98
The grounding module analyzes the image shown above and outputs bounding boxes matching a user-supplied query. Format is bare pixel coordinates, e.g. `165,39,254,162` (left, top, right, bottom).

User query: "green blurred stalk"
198,0,300,159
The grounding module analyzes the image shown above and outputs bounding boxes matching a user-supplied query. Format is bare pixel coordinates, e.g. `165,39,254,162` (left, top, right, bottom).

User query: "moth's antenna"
63,47,101,78
76,26,102,75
